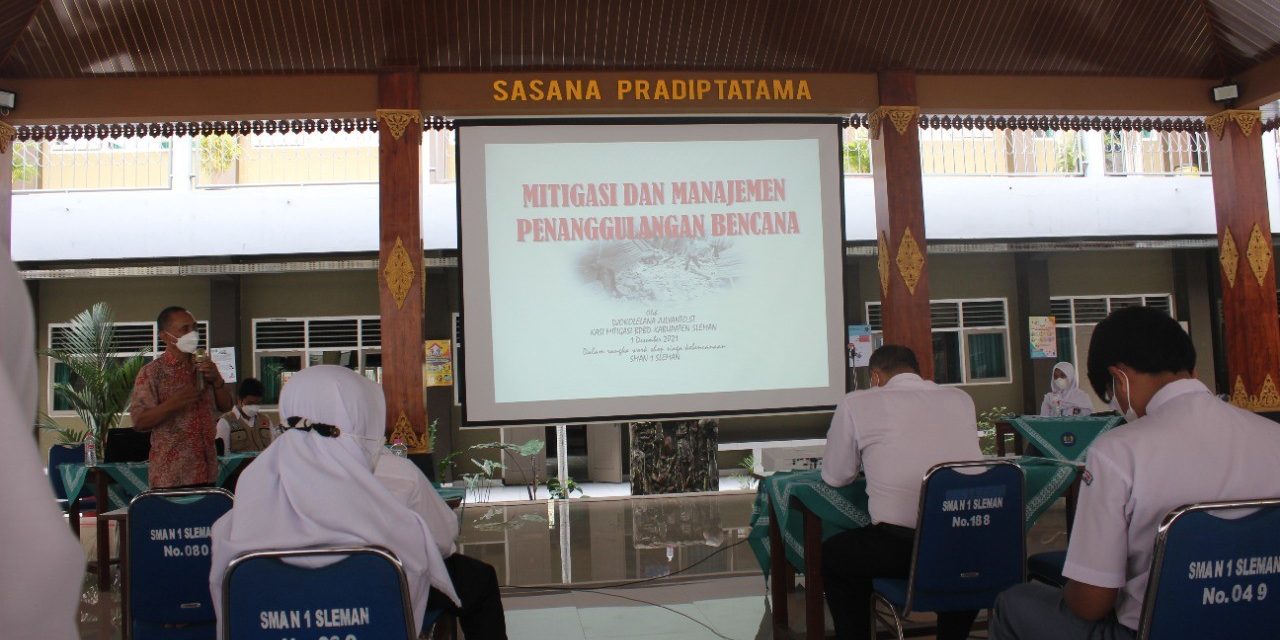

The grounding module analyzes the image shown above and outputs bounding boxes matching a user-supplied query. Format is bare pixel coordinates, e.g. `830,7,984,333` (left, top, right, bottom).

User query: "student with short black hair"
991,306,1280,639
821,344,983,640
216,377,273,453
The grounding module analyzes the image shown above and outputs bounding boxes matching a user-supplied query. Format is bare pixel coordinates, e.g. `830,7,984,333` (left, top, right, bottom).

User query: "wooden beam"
377,69,429,451
1237,55,1280,110
1207,109,1280,412
2,72,1221,123
871,70,933,379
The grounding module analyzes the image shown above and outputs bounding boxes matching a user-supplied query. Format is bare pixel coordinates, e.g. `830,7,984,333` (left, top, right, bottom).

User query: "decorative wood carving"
389,410,429,452
877,233,890,297
895,228,925,295
376,109,422,141
383,237,415,309
1246,223,1272,288
0,121,14,154
1220,228,1239,288
868,105,920,140
1206,109,1262,140
1231,375,1280,412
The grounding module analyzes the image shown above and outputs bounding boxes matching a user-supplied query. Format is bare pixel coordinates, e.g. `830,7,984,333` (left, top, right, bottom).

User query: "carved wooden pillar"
1207,109,1280,412
377,69,430,450
870,70,932,378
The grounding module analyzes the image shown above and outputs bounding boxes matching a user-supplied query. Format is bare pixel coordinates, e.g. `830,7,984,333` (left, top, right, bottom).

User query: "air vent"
50,323,154,353
1144,296,1172,315
1049,298,1072,323
360,318,381,347
867,304,883,331
1073,298,1109,323
962,300,1007,327
931,302,961,329
307,319,360,348
255,321,305,349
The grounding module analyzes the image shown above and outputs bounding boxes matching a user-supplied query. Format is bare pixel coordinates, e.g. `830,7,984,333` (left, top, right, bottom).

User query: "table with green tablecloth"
997,416,1123,462
59,452,257,511
748,457,1078,638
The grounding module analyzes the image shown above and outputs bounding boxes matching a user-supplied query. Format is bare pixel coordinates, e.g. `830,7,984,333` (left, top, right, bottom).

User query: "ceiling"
0,0,1277,79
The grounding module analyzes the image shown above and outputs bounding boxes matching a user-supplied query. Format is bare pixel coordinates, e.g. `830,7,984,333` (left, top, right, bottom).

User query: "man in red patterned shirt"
129,307,233,488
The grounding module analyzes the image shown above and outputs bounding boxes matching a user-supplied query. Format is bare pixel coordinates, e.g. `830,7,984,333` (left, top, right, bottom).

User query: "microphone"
193,347,208,390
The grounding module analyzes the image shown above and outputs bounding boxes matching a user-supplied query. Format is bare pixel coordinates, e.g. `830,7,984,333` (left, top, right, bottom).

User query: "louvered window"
47,320,208,414
252,316,385,405
1050,294,1174,367
863,298,1010,386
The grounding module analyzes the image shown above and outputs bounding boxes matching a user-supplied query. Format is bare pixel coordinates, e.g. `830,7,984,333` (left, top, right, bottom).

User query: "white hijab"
1042,361,1094,416
0,256,84,640
209,366,458,636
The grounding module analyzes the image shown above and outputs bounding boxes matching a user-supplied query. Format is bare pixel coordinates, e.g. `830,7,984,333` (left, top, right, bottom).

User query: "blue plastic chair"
128,488,234,640
871,460,1026,640
48,443,95,536
222,546,426,640
1137,497,1280,639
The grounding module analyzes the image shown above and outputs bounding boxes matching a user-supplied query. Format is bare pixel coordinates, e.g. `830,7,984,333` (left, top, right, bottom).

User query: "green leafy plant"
843,139,871,173
977,405,1015,456
735,454,759,490
11,142,39,185
545,476,583,499
196,134,242,173
38,303,148,451
439,438,546,501
35,412,87,445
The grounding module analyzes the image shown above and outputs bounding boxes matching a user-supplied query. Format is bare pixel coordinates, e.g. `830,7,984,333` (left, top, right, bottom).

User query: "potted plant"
38,303,148,453
196,134,242,185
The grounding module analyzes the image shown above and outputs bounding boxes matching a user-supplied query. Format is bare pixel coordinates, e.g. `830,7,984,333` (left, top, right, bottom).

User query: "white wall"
12,131,1280,262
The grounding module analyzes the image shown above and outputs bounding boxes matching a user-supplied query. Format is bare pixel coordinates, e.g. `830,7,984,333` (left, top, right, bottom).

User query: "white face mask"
1110,371,1139,422
170,330,200,354
1053,377,1070,391
240,405,260,418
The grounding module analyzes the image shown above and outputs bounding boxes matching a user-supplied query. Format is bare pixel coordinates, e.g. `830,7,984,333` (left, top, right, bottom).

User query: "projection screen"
457,119,847,427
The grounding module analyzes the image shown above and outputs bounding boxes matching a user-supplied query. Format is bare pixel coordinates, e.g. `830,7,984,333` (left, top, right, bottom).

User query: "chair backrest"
128,488,234,625
48,443,87,501
222,547,417,640
904,460,1026,614
1138,498,1280,640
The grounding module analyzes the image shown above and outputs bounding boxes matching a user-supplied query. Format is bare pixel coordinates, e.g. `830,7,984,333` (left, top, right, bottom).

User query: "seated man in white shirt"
821,344,983,640
990,306,1280,639
375,452,507,638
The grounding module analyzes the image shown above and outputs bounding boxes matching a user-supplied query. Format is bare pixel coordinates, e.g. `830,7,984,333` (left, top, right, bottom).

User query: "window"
252,316,382,405
842,127,872,175
865,298,1013,385
46,320,208,413
426,128,456,183
1049,294,1174,368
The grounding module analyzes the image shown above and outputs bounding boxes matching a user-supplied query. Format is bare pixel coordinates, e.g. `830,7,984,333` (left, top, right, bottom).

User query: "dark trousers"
427,554,507,639
822,523,979,640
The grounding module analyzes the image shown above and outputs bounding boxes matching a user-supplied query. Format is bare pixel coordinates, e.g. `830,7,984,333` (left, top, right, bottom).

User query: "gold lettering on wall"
491,77,813,103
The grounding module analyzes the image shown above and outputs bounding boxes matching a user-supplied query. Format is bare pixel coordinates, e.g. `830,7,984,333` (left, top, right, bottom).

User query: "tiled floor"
74,489,1069,639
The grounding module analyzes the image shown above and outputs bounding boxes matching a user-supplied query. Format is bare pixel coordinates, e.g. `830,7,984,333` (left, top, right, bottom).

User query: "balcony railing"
12,138,172,191
192,131,378,187
919,128,1085,176
1104,130,1211,176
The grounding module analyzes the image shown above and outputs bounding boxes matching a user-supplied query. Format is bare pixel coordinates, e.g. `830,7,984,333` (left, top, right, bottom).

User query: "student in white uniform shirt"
821,345,984,640
991,306,1280,639
1040,362,1094,417
214,377,273,453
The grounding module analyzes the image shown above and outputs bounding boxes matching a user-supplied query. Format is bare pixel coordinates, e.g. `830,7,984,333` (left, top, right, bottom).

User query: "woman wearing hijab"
209,365,462,637
0,256,84,640
1040,362,1094,417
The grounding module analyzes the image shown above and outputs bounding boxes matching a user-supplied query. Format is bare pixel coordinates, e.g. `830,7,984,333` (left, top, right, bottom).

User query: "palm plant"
38,303,148,450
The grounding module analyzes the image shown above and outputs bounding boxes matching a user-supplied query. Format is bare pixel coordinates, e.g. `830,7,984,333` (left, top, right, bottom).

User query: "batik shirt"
129,351,219,487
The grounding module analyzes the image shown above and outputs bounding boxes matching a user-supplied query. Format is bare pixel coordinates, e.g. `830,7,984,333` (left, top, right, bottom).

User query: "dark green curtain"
967,333,1007,380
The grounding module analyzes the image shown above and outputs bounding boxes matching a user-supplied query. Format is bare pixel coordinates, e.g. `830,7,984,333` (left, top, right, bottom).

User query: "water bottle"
84,436,98,466
389,439,408,458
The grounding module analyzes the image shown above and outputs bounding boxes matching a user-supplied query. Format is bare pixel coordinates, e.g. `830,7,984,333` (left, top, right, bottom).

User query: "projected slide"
459,121,846,426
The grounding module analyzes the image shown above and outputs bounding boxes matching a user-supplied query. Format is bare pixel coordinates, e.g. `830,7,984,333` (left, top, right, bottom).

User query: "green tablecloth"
747,457,1079,574
1008,416,1123,463
58,452,257,510
434,485,466,504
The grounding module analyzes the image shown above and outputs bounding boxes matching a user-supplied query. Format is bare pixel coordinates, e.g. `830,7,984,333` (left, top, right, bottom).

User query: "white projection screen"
457,118,847,427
